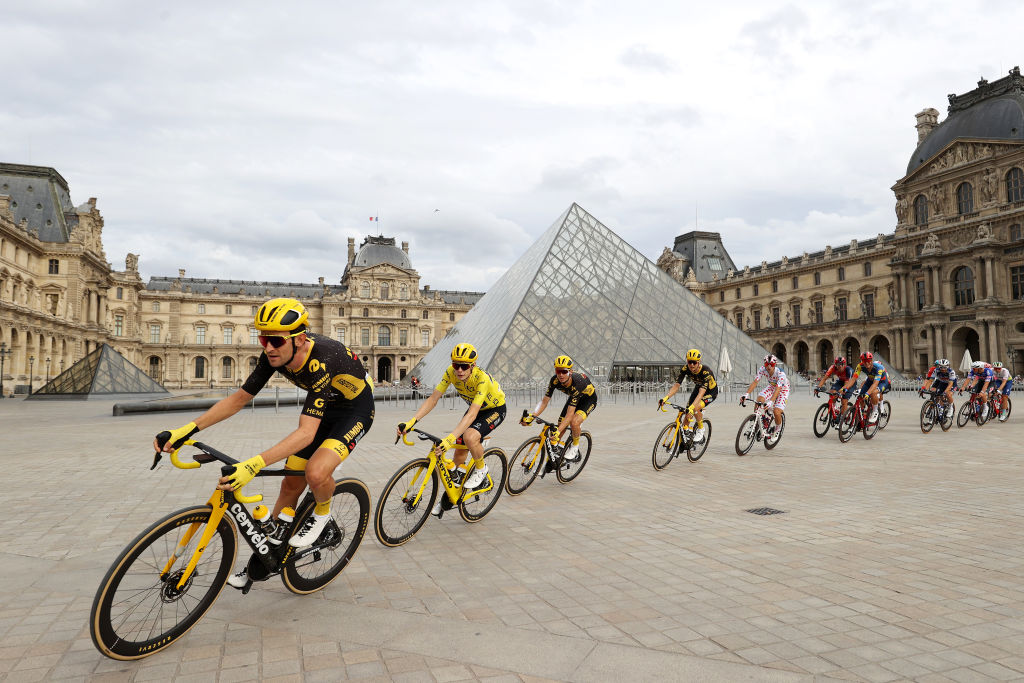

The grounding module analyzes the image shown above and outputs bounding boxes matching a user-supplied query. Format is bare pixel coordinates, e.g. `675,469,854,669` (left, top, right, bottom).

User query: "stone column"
924,268,934,307
985,257,996,301
932,266,943,308
988,320,1000,361
893,328,903,369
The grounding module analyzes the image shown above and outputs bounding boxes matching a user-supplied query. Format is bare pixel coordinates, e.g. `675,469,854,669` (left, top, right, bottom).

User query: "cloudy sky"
3,1,1022,291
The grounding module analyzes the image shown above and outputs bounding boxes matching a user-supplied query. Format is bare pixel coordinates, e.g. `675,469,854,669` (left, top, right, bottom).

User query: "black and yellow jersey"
435,366,505,409
242,333,372,419
675,364,717,392
545,372,596,408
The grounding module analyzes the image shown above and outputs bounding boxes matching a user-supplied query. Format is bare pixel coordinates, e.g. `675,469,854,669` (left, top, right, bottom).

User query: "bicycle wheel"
373,458,437,547
974,400,988,426
764,413,785,450
877,400,892,430
838,407,857,443
920,400,936,433
812,403,832,438
281,479,370,594
939,400,955,431
735,415,757,456
863,407,879,440
90,505,236,660
459,448,507,522
557,432,592,482
506,436,544,494
957,401,972,428
652,422,680,471
687,420,711,462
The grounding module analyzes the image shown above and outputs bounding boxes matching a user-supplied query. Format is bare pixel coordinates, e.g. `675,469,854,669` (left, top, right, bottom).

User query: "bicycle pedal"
240,579,254,595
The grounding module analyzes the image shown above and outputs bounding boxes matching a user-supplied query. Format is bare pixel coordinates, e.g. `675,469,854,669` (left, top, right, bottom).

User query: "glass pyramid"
410,203,778,385
28,344,169,400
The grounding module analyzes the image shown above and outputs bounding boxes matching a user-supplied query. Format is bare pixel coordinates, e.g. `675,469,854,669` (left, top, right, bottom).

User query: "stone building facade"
0,161,480,394
663,68,1024,378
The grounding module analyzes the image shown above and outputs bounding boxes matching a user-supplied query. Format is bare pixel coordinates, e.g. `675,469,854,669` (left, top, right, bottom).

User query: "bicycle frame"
519,414,566,473
657,402,689,453
397,429,497,510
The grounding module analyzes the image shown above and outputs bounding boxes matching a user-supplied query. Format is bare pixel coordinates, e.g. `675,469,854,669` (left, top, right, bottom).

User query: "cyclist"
154,298,375,587
993,361,1013,417
741,354,789,435
961,360,995,420
920,358,958,419
842,352,890,423
521,355,597,462
659,348,717,443
814,356,854,417
397,343,506,516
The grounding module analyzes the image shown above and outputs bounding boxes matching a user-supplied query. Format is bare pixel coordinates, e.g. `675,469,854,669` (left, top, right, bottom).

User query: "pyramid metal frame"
411,204,781,385
27,343,170,400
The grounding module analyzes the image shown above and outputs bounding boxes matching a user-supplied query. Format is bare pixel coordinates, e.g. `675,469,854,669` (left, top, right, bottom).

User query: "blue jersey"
853,361,888,382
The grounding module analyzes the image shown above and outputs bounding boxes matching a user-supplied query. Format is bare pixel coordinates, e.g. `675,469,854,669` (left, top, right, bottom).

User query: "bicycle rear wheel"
460,448,507,522
557,432,592,482
652,422,679,470
374,458,437,547
812,403,832,438
735,415,757,456
282,479,370,594
764,413,785,450
838,407,857,443
920,400,936,433
90,505,236,660
877,400,892,429
957,401,972,428
686,420,711,462
506,436,544,494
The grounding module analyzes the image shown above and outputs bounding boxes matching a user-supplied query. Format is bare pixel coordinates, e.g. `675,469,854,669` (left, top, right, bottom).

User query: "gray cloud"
620,44,676,73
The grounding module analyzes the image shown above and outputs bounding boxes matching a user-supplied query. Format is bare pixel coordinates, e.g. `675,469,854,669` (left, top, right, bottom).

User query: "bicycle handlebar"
397,427,442,448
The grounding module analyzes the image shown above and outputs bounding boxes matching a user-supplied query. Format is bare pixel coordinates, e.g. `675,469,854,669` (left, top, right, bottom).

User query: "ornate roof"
352,235,412,270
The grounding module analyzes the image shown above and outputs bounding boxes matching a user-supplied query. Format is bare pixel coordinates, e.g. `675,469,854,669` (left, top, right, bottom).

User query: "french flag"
369,216,377,221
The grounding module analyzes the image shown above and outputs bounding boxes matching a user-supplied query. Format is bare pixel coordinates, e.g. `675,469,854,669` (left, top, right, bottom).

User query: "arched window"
1007,167,1024,203
401,309,407,318
222,357,233,379
380,283,389,300
249,357,257,372
195,357,206,379
953,266,975,306
914,195,928,225
400,284,409,300
422,310,428,319
362,307,369,317
956,182,974,214
148,356,160,380
378,325,391,346
359,282,370,298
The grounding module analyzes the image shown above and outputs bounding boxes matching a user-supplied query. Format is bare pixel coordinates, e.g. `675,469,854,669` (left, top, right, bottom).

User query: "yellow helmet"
685,349,702,362
254,298,308,333
451,343,478,364
554,355,573,370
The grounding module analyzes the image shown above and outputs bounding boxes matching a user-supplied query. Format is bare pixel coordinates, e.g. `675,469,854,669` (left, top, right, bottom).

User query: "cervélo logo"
231,503,271,555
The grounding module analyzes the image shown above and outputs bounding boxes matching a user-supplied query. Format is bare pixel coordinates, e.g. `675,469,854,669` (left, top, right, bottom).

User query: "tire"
652,422,680,471
281,479,370,594
506,436,544,494
838,406,857,443
373,458,437,547
90,505,236,660
459,448,507,522
877,400,892,430
557,432,592,482
957,401,972,428
863,407,879,440
974,399,988,426
812,403,832,438
920,400,936,433
686,420,711,462
939,400,955,431
764,413,785,450
735,415,757,456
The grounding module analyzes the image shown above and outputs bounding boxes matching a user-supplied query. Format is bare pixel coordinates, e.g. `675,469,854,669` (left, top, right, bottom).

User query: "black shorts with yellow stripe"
558,394,597,420
456,404,507,445
286,392,375,469
688,386,717,410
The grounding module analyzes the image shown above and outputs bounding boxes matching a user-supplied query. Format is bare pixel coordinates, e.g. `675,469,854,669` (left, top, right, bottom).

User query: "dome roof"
907,69,1024,175
352,236,412,270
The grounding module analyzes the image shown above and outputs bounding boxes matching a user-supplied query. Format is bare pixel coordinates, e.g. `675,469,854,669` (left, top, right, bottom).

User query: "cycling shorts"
559,394,597,420
758,385,789,411
688,386,718,410
932,379,952,394
859,378,889,396
290,395,375,464
830,380,855,400
1000,382,1013,396
457,404,507,446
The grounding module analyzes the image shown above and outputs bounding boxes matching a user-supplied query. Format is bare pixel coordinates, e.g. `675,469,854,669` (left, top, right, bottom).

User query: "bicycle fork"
161,491,230,591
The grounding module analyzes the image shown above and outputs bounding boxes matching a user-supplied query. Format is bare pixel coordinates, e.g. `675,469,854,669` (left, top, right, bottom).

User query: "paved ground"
2,389,1023,682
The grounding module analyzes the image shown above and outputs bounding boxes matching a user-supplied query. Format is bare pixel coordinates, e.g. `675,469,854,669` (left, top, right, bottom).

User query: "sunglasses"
452,362,472,371
258,330,304,349
555,368,570,375
687,360,700,365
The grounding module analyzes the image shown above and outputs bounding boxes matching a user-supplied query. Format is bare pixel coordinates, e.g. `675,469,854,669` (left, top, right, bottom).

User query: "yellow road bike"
652,401,712,470
90,441,369,660
505,410,592,495
373,427,507,546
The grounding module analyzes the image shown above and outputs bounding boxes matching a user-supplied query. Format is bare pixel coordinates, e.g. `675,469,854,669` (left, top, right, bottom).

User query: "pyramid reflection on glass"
28,343,169,400
410,203,776,385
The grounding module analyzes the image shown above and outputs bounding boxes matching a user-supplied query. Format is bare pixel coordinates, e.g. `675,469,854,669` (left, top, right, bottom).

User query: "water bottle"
270,507,295,546
252,505,278,538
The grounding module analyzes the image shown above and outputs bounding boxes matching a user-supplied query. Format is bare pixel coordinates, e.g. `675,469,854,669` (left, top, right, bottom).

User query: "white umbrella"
959,349,973,373
719,346,733,375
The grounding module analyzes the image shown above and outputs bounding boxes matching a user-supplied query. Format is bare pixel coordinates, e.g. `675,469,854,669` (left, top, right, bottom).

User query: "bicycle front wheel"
920,400,936,433
812,403,832,438
956,401,972,428
877,400,892,429
735,415,757,456
838,407,857,443
506,436,544,494
1001,396,1012,422
374,458,437,547
764,413,785,450
940,400,955,431
863,409,879,440
282,478,370,594
975,400,988,426
90,505,236,660
652,422,680,470
460,448,507,522
557,432,592,482
687,420,711,461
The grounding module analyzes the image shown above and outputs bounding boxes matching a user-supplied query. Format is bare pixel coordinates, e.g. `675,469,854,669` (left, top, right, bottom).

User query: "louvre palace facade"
658,68,1024,378
0,161,480,394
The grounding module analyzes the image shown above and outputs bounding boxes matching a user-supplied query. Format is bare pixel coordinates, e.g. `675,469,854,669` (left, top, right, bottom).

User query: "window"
953,266,975,306
196,325,206,344
1011,224,1022,241
421,330,430,346
252,305,258,315
863,293,874,318
837,297,848,322
793,305,801,326
813,300,823,324
250,328,259,345
718,291,724,302
150,324,160,343
753,284,759,296
152,302,160,312
114,315,124,336
837,266,845,281
149,357,160,380
380,283,389,300
422,310,428,319
706,256,723,270
792,276,798,290
1007,167,1024,203
249,357,258,372
916,280,926,311
771,306,780,327
223,327,233,345
753,310,761,330
401,309,407,319
361,327,370,345
225,304,232,314
735,287,741,300
378,326,391,345
360,282,370,298
449,312,455,321
1011,266,1024,299
771,280,778,293
956,182,974,214
813,272,821,286
363,307,369,317
400,329,408,346
338,328,346,343
116,287,123,299
338,307,345,316
48,259,59,274
400,284,409,300
914,194,928,225
735,312,743,327
222,357,233,379
195,357,205,379
863,262,872,277
198,303,205,314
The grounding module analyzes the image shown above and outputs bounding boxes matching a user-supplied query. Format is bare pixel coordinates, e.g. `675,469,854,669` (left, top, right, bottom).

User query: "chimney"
915,108,939,144
318,276,325,287
347,237,355,267
401,241,409,253
178,268,186,279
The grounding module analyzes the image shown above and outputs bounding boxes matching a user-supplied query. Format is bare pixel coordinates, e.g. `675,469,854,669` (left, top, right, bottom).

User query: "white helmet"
763,354,778,366
994,361,1004,368
935,358,949,367
971,360,985,369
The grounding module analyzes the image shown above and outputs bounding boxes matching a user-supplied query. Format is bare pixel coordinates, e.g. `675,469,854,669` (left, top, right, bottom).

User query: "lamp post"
1008,345,1018,378
45,357,51,384
0,342,10,398
28,355,35,395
